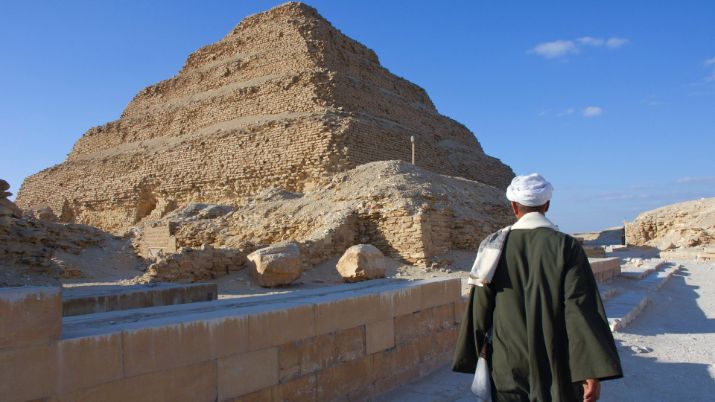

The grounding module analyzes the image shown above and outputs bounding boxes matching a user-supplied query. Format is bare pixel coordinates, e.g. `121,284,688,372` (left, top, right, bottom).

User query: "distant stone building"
17,2,513,233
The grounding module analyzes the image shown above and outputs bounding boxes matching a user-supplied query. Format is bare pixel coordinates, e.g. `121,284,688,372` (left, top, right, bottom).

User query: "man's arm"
583,378,600,402
563,241,623,383
452,284,495,373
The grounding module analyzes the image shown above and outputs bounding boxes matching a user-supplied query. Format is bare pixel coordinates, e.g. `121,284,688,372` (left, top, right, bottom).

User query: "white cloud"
582,106,603,117
577,36,605,47
530,36,628,59
606,37,629,48
705,57,715,82
557,108,576,117
529,40,578,59
675,176,715,184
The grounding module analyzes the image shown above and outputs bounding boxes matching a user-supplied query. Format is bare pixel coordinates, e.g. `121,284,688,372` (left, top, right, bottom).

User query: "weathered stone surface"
583,245,606,258
248,241,302,287
336,244,387,282
625,197,715,250
162,160,513,267
0,193,140,286
140,244,245,283
0,286,61,349
16,2,513,238
24,206,60,222
0,181,21,219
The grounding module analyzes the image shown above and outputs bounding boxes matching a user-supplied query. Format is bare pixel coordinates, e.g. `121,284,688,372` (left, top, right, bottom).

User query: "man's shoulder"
512,227,580,251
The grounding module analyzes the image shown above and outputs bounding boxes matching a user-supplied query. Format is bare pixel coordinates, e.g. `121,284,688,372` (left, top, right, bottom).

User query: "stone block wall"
140,225,177,257
589,257,622,283
0,278,464,401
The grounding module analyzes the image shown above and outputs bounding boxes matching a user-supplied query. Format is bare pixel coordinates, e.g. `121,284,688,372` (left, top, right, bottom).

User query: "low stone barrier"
0,278,463,402
589,257,621,283
62,283,218,317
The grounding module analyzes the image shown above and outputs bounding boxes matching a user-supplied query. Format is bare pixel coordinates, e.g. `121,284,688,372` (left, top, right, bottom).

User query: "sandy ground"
381,259,715,401
601,260,715,401
59,238,147,288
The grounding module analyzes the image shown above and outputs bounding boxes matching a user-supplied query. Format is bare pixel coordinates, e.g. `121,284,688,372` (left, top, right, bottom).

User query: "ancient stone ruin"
625,197,715,254
1,179,145,287
16,2,513,236
147,160,512,270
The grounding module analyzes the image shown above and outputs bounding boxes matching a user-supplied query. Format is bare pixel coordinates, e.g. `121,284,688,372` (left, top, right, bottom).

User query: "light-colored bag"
470,341,492,401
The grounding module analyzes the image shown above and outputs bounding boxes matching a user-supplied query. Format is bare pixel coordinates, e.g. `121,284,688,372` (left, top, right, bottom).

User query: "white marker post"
410,135,415,165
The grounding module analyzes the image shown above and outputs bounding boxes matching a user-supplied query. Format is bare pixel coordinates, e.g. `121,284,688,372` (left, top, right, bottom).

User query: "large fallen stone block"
248,242,302,287
336,244,387,282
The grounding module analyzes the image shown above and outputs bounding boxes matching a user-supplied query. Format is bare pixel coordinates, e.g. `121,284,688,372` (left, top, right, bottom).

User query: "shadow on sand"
602,268,715,401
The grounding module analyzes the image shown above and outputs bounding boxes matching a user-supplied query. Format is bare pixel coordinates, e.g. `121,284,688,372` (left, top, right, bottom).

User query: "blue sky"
1,1,713,233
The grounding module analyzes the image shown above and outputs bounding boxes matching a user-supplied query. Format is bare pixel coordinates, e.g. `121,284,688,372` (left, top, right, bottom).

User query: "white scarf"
467,212,559,286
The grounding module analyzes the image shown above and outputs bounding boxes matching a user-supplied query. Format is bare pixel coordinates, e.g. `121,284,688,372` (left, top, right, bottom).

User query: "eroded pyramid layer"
18,2,513,233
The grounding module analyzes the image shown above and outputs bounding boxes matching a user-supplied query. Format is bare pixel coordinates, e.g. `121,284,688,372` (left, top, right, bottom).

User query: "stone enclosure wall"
0,278,465,402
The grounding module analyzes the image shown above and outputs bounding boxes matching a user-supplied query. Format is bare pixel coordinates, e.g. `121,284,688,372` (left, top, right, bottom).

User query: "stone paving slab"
619,259,667,280
380,364,472,401
605,262,681,331
598,282,620,302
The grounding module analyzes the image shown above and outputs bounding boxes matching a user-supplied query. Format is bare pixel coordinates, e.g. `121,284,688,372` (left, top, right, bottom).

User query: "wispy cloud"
582,106,603,117
606,37,629,48
675,176,715,184
705,57,715,82
529,36,628,59
556,108,576,117
540,106,604,118
529,40,578,59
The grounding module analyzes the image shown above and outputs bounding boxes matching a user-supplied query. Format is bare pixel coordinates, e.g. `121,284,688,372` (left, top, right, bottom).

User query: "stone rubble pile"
1,180,144,286
151,161,513,268
140,244,246,283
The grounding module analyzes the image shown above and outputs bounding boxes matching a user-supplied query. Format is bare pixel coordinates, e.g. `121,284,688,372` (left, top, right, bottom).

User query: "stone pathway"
381,259,715,401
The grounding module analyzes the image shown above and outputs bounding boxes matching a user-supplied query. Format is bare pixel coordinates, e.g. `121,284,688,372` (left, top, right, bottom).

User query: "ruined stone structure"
1,179,140,286
17,2,513,234
154,161,513,267
625,197,715,250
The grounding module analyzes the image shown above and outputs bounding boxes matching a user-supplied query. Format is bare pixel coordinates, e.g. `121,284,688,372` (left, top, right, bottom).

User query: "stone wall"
17,2,513,234
0,278,464,402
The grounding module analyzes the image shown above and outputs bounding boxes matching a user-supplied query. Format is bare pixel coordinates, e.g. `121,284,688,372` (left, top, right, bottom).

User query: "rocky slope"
625,197,715,250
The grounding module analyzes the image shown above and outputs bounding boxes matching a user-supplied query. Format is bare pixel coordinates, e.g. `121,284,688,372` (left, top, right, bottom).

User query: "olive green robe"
453,227,623,402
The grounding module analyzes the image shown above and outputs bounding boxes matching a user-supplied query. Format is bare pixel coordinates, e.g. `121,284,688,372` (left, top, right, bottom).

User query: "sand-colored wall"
0,279,465,402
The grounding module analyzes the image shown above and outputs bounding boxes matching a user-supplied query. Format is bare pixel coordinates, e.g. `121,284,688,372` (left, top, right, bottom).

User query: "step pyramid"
16,2,513,233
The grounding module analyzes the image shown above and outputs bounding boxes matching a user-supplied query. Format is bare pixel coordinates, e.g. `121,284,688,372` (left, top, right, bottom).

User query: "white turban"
506,173,553,207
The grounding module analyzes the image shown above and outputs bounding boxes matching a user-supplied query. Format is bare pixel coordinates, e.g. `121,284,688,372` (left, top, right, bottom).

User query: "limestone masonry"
625,197,715,250
16,2,513,234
